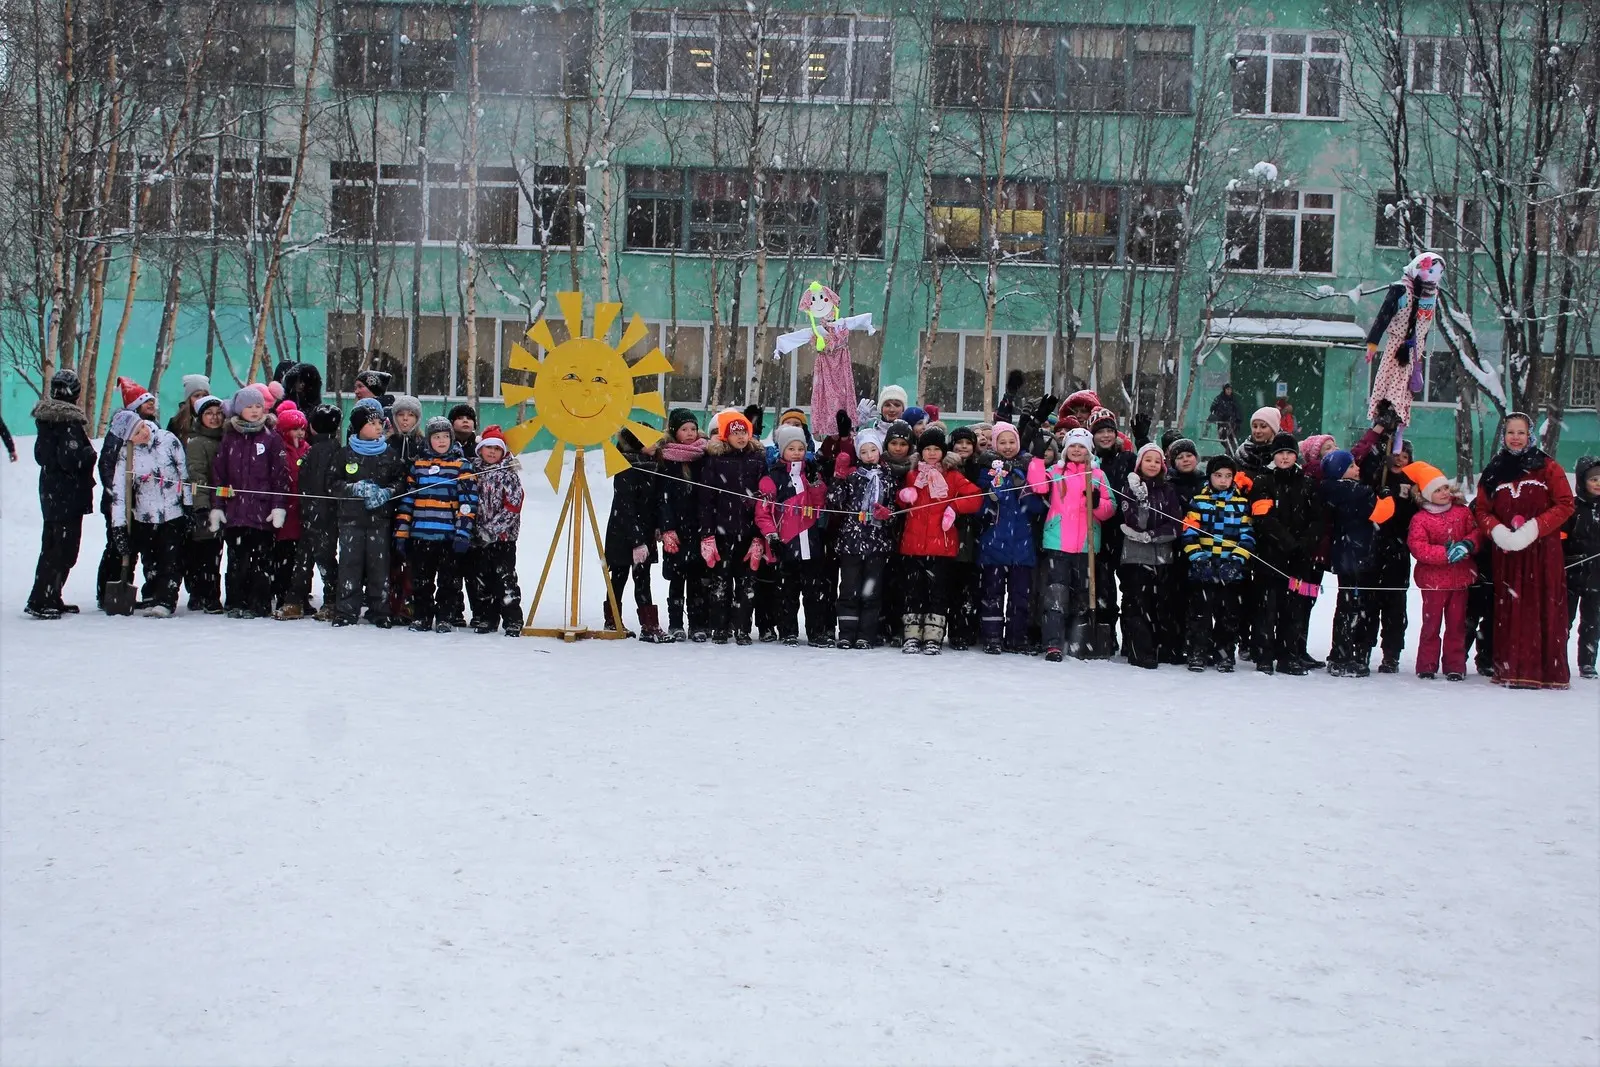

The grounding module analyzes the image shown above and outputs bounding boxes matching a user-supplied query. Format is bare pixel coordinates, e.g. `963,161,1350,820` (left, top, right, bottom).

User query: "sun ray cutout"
499,291,671,490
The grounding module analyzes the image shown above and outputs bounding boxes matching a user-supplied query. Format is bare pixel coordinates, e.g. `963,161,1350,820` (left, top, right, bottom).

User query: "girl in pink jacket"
1029,428,1116,661
1405,461,1481,680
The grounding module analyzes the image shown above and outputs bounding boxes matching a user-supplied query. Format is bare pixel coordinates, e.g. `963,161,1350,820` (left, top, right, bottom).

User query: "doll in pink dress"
773,282,875,432
1365,252,1443,453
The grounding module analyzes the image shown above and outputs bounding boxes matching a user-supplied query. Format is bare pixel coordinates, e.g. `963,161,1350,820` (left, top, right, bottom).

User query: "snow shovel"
103,443,136,616
1081,467,1112,659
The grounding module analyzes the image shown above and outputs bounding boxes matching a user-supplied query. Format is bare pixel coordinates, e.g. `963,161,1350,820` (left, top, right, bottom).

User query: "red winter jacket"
1407,503,1480,591
897,462,983,557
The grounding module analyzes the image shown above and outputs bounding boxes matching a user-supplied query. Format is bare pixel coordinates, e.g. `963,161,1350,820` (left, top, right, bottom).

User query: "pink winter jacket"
1407,503,1481,591
1029,457,1115,554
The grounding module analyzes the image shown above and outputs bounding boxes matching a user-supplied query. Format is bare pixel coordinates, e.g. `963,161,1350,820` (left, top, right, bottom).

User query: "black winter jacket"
606,450,660,570
1564,456,1600,591
1247,463,1323,579
328,444,406,531
300,437,342,532
697,438,766,547
827,460,897,559
1320,478,1378,579
32,398,96,521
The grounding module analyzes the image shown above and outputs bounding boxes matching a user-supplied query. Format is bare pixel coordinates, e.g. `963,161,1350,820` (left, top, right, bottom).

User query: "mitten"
871,503,892,521
208,508,226,532
856,398,878,426
359,481,390,510
268,507,286,529
835,410,853,439
1250,498,1273,516
1234,472,1254,494
941,506,956,532
632,544,649,565
1446,540,1471,563
1502,518,1540,552
700,537,720,567
1369,496,1396,524
745,539,765,571
1366,342,1379,363
742,403,764,439
662,530,680,554
1132,412,1151,444
898,486,918,504
834,451,855,479
1127,471,1148,501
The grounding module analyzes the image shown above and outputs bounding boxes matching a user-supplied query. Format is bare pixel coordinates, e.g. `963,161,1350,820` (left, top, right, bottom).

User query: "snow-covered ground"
2,440,1596,1066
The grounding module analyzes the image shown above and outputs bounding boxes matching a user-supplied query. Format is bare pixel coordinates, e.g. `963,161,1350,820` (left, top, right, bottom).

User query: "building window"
918,330,1152,414
1232,32,1343,118
1407,37,1477,95
630,11,890,101
928,177,1047,261
1226,190,1336,273
181,1,296,86
325,311,511,400
329,162,583,247
335,4,588,94
1375,192,1481,250
931,21,1193,114
928,178,1181,266
624,167,886,256
1571,358,1599,409
110,154,292,236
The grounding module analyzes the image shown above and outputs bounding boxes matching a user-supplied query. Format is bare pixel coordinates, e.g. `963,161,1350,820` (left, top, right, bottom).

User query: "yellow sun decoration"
499,291,673,490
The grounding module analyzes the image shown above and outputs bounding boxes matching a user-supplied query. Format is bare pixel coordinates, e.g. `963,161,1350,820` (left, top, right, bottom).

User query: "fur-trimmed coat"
696,437,767,549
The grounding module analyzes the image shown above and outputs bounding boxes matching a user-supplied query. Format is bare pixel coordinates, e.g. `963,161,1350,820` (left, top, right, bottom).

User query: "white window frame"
915,330,1155,416
328,162,585,250
1374,191,1482,251
1227,189,1340,276
1406,36,1480,96
1233,30,1345,120
325,311,510,402
1570,357,1599,409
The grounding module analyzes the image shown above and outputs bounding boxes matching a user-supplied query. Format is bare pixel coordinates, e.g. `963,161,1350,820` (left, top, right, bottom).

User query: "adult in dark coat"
657,409,708,640
1208,383,1242,453
1472,413,1574,689
1116,444,1185,669
25,370,97,617
604,430,661,635
696,411,767,642
1246,434,1325,674
1563,455,1599,679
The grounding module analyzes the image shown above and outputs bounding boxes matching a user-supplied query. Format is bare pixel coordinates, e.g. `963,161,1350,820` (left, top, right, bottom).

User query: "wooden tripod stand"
523,449,628,640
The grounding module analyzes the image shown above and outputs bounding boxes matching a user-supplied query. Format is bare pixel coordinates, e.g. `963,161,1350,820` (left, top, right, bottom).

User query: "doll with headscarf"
1365,252,1444,451
773,281,875,433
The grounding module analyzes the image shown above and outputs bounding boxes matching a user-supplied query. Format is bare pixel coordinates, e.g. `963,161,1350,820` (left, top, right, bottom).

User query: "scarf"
1478,443,1548,496
660,438,708,463
348,433,388,456
229,414,266,434
914,460,949,499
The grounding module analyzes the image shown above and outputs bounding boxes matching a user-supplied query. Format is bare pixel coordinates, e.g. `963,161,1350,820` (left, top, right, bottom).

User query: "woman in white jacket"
109,413,193,617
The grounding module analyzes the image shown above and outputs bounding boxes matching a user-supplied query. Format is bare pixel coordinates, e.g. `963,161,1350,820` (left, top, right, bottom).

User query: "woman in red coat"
1472,413,1575,689
896,427,983,655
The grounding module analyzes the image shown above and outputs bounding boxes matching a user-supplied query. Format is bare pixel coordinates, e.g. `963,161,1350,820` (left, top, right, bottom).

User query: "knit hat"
713,408,752,440
1251,406,1282,434
668,408,699,435
855,427,884,455
1321,449,1356,481
777,407,808,429
1089,407,1118,434
903,406,928,427
355,369,392,395
476,425,508,456
108,409,141,441
354,396,384,417
275,401,307,434
991,421,1021,449
425,415,452,437
310,403,342,436
950,426,978,449
1271,431,1300,457
1064,389,1101,413
1300,433,1336,461
1165,437,1198,464
772,424,807,453
349,405,383,434
390,394,422,421
883,419,914,446
192,393,223,416
1134,442,1166,470
49,368,81,402
1206,453,1237,477
118,376,154,412
878,384,908,409
925,404,942,424
916,427,948,456
972,421,994,438
261,381,284,410
1402,460,1451,501
448,403,477,424
181,373,211,398
231,384,267,413
1063,427,1094,453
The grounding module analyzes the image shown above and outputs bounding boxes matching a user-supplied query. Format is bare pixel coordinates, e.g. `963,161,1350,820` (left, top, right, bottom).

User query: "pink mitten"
1511,515,1525,530
898,486,918,504
941,506,956,531
700,537,720,568
871,503,892,521
745,539,765,571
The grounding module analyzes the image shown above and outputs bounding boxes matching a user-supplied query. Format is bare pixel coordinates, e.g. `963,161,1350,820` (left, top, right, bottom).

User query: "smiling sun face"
499,291,671,489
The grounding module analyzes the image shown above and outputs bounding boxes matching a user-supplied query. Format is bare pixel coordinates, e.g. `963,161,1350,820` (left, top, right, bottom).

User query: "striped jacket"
1182,485,1254,583
395,443,477,543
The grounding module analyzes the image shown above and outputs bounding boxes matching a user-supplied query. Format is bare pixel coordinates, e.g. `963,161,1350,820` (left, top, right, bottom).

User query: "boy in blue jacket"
1182,454,1254,671
395,416,478,633
1319,449,1395,676
977,422,1047,654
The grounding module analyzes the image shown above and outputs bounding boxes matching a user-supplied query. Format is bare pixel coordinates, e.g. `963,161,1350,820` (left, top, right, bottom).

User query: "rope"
125,458,525,505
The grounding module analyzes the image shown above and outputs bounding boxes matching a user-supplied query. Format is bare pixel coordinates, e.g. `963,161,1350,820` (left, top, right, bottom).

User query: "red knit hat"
274,400,307,434
118,376,154,411
475,425,508,456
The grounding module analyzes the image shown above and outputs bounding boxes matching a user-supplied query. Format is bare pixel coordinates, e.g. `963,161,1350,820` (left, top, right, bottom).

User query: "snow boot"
691,629,711,643
371,615,393,629
1580,665,1597,680
711,630,730,645
759,628,778,644
854,639,871,650
921,615,946,655
984,642,1003,655
1418,671,1436,680
314,605,334,622
1276,658,1308,676
808,634,834,648
1044,647,1064,663
1187,656,1207,673
23,605,61,620
409,617,433,633
1446,671,1466,682
637,604,668,643
435,621,453,634
140,604,174,618
274,603,305,621
668,627,687,642
735,631,754,646
603,601,634,637
782,635,799,647
1378,656,1400,674
332,616,356,628
473,618,497,634
1255,660,1275,675
900,614,924,654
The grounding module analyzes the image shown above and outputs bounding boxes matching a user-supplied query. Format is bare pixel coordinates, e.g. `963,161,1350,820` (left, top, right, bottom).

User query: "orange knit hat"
1402,460,1450,501
713,408,752,440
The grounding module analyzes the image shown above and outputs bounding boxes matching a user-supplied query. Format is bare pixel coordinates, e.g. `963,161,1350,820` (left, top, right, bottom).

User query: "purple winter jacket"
211,418,291,530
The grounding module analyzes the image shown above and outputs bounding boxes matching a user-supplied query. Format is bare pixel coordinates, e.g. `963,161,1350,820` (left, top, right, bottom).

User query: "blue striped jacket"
396,443,477,543
1182,485,1254,583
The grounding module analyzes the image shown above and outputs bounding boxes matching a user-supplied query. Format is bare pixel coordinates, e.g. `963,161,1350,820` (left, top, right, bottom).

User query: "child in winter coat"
1245,433,1325,675
1352,425,1419,672
657,408,707,641
210,385,291,618
604,429,663,639
108,414,192,617
1182,454,1254,671
471,426,525,636
1117,444,1185,669
945,426,985,650
1562,456,1600,679
299,405,343,620
1034,427,1115,661
182,395,226,614
757,424,832,645
1319,449,1395,676
328,404,405,626
895,428,983,655
1162,438,1206,661
975,421,1047,654
828,427,898,648
879,419,917,643
1404,461,1483,680
25,369,96,619
395,416,477,633
443,403,480,626
387,395,425,622
696,409,768,644
270,402,311,619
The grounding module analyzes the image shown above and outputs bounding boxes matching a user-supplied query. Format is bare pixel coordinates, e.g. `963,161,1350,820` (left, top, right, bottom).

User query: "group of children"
22,368,1599,682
